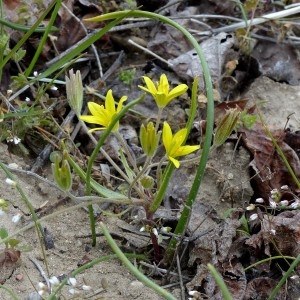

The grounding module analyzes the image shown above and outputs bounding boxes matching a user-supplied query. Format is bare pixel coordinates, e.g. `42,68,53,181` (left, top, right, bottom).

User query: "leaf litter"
0,0,300,299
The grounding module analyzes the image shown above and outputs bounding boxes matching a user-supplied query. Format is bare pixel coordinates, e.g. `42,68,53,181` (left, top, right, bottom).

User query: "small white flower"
280,185,289,191
37,282,46,289
82,285,92,291
68,277,77,287
249,213,258,221
12,213,22,224
49,276,59,286
255,198,264,203
69,288,76,295
25,97,30,102
270,229,276,235
37,282,47,295
152,228,158,237
160,226,171,233
269,200,277,209
189,290,200,296
7,89,12,96
50,86,58,91
33,71,39,77
140,226,146,232
271,189,278,195
279,200,289,206
246,204,256,211
13,136,21,144
69,288,79,295
38,290,46,296
7,136,21,144
290,201,300,209
5,178,16,186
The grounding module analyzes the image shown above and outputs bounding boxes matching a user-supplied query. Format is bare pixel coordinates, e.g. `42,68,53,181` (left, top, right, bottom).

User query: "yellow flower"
162,122,200,168
139,74,188,108
80,89,127,132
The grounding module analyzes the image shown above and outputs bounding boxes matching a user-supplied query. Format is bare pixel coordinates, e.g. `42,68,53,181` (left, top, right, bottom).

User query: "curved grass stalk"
0,285,19,300
99,222,177,300
244,255,296,271
259,113,300,189
207,263,232,300
267,254,300,300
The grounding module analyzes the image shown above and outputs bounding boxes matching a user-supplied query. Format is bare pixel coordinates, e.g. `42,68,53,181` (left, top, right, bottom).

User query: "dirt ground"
1,76,300,299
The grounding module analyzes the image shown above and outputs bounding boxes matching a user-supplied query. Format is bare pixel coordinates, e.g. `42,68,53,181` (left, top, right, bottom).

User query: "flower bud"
66,69,83,117
140,175,154,189
214,108,240,147
52,151,72,191
140,122,160,156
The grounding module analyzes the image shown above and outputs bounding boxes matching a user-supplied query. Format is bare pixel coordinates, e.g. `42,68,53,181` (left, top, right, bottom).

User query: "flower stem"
85,95,144,246
114,131,139,174
99,222,177,300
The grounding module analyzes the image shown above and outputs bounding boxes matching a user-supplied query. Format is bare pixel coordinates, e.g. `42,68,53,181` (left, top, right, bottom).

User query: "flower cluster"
79,74,199,168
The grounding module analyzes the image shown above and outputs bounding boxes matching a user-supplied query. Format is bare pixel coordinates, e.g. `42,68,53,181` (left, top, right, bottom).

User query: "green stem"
267,254,300,300
155,107,163,132
165,77,213,262
0,285,19,300
25,0,62,77
244,255,296,271
207,263,232,300
0,18,58,32
0,0,59,72
99,222,177,300
150,162,174,214
259,113,300,190
128,156,151,199
85,95,144,246
114,131,139,173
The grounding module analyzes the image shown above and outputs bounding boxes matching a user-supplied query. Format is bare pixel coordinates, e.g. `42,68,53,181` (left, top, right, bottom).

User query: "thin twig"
176,254,185,300
61,2,103,78
30,257,51,290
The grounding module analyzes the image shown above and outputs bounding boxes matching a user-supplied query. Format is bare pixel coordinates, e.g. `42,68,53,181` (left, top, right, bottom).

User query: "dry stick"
139,261,190,280
29,257,51,291
196,5,300,35
128,39,171,65
176,254,185,300
61,2,103,78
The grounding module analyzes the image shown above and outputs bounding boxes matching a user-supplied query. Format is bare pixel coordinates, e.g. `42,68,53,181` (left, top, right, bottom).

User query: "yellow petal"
174,145,200,158
117,96,127,112
172,128,187,147
167,84,188,101
79,115,102,124
87,102,103,116
162,122,173,151
142,76,157,95
88,127,105,132
159,74,169,95
105,90,116,115
169,156,180,168
155,92,168,107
